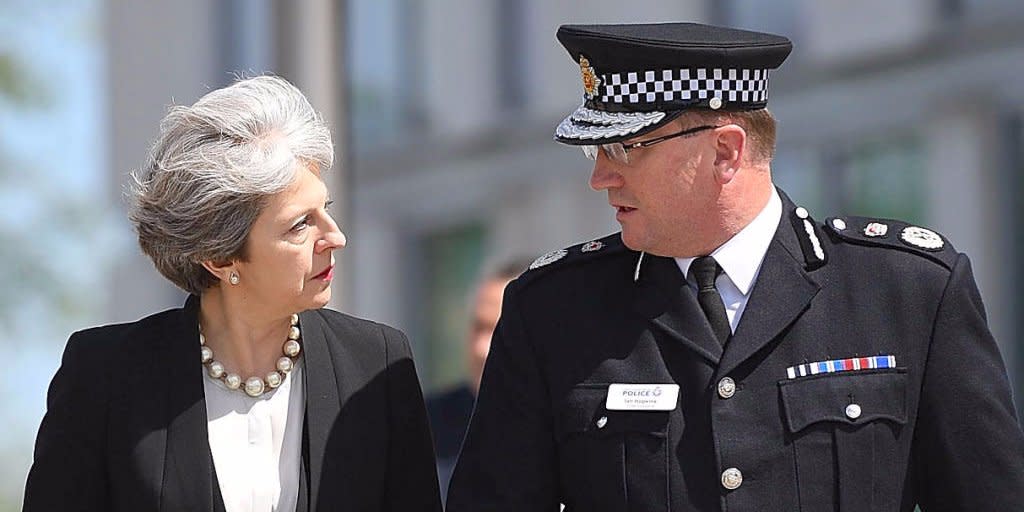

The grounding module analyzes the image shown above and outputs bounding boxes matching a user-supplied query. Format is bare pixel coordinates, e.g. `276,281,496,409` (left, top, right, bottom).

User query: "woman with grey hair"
23,76,442,512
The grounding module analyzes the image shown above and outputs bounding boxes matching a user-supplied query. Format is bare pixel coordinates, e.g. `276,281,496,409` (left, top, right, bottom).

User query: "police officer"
446,22,1024,511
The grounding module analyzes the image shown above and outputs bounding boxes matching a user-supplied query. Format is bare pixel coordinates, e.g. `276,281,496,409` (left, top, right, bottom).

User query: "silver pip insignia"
864,222,888,237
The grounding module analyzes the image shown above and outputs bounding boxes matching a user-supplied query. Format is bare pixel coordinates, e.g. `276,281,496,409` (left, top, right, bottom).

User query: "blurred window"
843,134,926,224
959,0,1022,22
496,0,526,112
348,0,419,151
217,0,275,81
773,147,827,216
713,0,804,49
771,133,926,224
420,223,487,392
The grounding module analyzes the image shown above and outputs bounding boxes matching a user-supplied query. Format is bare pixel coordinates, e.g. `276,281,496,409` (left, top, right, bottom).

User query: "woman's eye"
291,217,310,231
325,200,334,210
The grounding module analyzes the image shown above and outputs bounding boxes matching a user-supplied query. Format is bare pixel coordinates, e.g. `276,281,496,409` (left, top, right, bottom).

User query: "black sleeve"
23,331,109,511
447,286,561,511
913,254,1024,510
381,327,443,512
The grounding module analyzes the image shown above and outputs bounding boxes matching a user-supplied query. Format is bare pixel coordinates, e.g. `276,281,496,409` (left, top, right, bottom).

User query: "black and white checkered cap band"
599,68,770,106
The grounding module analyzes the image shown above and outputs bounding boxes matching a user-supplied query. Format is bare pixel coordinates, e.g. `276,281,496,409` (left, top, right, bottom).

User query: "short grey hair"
129,75,334,295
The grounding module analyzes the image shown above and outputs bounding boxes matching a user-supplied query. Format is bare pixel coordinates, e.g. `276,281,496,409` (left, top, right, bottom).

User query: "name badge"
605,383,679,411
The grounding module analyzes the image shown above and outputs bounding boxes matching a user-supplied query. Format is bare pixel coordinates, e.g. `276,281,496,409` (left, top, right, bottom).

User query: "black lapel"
211,460,227,512
295,446,310,512
298,310,342,511
716,192,821,377
631,254,723,364
160,294,216,512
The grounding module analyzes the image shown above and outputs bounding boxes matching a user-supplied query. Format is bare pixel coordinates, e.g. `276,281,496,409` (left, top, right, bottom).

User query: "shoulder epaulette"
517,233,628,285
823,216,958,270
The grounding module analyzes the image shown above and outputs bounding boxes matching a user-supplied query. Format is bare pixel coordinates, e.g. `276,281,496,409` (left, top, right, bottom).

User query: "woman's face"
233,163,345,316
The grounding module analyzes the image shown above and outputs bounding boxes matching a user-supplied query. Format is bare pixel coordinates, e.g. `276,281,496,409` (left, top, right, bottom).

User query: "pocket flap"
779,369,908,433
555,385,669,438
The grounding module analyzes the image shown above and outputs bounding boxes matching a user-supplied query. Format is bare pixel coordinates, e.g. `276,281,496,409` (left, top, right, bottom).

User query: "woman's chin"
309,287,332,309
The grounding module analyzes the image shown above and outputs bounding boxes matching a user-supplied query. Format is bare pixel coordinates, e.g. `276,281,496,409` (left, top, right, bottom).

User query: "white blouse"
204,359,305,512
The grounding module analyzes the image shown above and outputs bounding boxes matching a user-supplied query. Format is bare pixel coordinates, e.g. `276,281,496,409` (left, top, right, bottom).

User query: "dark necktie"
690,256,731,347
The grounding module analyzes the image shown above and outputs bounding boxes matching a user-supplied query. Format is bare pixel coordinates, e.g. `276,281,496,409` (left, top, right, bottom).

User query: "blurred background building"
1,0,1021,506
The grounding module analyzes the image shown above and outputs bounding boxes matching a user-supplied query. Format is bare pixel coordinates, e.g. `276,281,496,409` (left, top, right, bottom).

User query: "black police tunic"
447,191,1024,511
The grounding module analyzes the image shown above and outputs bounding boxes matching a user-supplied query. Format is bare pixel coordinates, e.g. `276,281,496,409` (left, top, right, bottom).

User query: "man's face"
588,119,721,257
466,276,510,394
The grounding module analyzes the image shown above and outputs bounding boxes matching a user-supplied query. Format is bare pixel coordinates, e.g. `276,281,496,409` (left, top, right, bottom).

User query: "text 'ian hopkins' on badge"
605,384,680,411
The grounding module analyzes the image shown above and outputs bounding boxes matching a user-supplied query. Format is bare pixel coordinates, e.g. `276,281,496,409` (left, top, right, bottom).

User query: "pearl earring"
229,272,240,285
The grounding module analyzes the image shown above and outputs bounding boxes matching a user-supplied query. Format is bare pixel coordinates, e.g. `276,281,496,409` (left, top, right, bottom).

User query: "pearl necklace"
200,313,302,397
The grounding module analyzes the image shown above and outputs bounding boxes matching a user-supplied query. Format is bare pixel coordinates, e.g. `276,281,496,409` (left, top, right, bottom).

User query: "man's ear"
713,124,746,184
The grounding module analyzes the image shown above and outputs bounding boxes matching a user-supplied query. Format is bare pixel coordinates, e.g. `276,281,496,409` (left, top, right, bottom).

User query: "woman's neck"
199,288,292,377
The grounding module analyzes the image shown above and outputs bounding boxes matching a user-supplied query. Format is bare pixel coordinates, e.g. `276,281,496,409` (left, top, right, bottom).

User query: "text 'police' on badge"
605,384,680,411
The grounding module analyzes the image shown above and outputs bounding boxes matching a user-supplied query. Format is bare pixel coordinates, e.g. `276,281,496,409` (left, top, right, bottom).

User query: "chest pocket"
554,385,670,512
779,369,908,512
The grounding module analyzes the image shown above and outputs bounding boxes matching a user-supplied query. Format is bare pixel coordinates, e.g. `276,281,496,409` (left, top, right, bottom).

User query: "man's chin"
621,230,677,257
619,229,648,252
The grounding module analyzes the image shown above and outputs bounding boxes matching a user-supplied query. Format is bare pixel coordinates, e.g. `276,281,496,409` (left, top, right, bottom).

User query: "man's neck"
675,175,774,258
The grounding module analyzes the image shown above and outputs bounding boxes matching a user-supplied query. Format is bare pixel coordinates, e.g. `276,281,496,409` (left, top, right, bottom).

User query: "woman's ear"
201,259,237,286
713,124,746,184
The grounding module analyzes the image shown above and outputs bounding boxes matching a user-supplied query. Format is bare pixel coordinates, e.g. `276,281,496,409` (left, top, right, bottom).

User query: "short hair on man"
684,108,778,163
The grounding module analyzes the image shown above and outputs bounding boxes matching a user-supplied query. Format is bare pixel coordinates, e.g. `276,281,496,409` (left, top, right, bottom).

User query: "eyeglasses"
582,124,719,165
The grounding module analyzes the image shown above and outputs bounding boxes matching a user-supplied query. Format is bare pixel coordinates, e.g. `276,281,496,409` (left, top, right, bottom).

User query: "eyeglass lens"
581,143,630,164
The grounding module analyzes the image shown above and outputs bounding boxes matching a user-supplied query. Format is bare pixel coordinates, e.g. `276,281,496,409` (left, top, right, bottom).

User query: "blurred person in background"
448,22,1024,511
425,257,531,504
23,75,442,512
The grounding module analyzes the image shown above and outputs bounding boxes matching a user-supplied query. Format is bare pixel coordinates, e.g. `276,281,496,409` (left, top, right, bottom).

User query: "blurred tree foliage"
1,2,108,507
0,49,97,329
0,53,47,108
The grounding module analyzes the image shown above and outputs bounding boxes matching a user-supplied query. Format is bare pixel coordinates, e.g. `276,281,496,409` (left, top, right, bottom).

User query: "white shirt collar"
675,187,782,295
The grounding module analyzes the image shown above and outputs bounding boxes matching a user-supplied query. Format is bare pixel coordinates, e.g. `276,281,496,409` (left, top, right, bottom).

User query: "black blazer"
24,295,442,512
448,190,1024,511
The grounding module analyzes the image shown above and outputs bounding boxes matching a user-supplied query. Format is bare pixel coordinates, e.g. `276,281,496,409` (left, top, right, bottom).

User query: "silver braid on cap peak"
556,105,666,141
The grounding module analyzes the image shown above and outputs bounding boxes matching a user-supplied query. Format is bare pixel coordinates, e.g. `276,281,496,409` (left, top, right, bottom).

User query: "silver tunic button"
717,377,736,399
721,468,743,490
596,416,608,429
845,403,862,420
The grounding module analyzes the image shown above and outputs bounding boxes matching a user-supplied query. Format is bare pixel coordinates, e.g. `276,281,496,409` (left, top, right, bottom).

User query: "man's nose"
589,152,624,191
